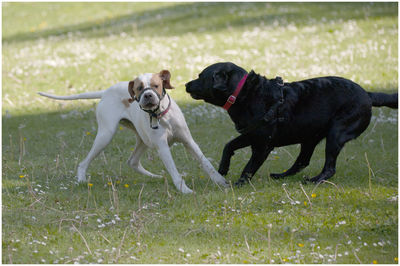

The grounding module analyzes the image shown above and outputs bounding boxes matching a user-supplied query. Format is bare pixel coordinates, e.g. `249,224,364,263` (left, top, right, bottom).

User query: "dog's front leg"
218,134,253,176
235,144,273,187
156,141,193,194
182,139,229,187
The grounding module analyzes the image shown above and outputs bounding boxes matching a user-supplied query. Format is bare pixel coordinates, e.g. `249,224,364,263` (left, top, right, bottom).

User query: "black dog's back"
255,76,373,147
260,75,396,183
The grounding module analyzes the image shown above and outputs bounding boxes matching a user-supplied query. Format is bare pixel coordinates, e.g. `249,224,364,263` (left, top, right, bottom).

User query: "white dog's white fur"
39,72,228,193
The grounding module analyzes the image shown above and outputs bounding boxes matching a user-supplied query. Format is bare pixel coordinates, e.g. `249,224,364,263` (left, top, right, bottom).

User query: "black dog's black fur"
186,62,398,185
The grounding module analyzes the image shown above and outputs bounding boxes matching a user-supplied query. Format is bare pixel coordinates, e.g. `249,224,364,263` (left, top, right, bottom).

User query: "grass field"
2,2,398,264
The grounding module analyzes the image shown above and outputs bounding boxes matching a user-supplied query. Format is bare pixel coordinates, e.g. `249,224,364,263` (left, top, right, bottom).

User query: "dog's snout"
144,93,152,99
185,81,192,92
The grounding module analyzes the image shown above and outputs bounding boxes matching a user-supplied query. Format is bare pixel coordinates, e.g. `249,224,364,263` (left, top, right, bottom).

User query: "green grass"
2,2,398,264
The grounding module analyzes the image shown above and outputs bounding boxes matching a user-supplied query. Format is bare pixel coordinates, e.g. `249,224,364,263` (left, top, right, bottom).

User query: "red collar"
222,74,248,111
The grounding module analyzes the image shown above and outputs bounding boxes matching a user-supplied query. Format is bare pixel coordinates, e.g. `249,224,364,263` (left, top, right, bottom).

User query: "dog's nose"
144,94,152,99
185,81,191,92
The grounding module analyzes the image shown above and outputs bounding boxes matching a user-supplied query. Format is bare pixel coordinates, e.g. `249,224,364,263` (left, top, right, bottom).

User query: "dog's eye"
154,85,159,89
138,86,143,91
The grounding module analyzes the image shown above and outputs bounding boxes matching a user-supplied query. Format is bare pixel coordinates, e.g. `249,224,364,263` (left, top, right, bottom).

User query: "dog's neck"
158,93,170,113
147,93,171,129
226,71,287,133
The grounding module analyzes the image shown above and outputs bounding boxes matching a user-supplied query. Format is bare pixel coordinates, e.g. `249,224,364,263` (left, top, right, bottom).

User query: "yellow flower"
304,201,308,206
282,258,288,262
38,21,47,29
394,257,398,262
124,184,129,188
298,243,304,247
311,193,317,198
23,137,27,141
88,183,93,188
86,131,91,135
107,182,112,186
372,260,378,264
19,175,25,178
119,126,124,131
243,260,248,264
116,180,121,184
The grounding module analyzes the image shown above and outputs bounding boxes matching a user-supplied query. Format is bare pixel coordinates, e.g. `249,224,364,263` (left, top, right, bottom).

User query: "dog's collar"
222,74,248,111
142,94,171,129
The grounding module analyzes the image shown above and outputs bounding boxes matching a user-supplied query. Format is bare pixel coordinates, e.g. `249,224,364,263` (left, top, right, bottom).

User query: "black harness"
134,87,171,130
236,76,286,135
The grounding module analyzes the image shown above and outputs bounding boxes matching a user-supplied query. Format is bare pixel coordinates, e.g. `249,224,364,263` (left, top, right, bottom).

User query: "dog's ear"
160,70,174,90
212,70,228,91
128,80,135,103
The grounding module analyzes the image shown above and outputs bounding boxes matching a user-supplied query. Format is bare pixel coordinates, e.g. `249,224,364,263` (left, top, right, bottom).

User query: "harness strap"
135,87,166,103
145,94,171,129
236,77,286,135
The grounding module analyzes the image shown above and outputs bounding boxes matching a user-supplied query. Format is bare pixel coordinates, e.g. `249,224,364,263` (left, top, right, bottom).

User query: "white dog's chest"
123,101,181,148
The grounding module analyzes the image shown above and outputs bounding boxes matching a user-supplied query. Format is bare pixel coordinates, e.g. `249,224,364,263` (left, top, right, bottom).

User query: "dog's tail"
368,92,398,109
38,91,104,101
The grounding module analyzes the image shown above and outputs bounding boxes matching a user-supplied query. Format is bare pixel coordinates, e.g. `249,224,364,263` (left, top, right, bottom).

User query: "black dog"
185,62,397,185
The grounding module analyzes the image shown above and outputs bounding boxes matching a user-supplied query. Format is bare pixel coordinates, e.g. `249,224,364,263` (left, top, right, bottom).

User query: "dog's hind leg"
127,137,162,178
309,112,370,183
77,125,118,182
271,141,319,179
308,135,344,183
77,101,120,182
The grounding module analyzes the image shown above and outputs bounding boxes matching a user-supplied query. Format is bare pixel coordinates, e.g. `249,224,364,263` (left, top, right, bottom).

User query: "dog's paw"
77,167,87,183
181,186,193,194
210,173,229,187
218,167,228,176
218,179,230,188
270,172,287,179
306,176,325,184
234,178,248,187
175,182,193,194
76,175,87,183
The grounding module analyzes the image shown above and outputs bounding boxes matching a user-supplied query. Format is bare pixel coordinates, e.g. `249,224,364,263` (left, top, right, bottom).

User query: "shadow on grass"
1,100,397,264
3,2,397,43
2,96,398,193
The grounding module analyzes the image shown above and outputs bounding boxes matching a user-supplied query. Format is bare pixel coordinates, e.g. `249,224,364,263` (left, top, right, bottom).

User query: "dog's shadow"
2,102,397,195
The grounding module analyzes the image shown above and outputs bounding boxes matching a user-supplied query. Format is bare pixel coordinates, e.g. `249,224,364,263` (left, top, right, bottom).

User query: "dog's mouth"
140,102,159,111
189,92,203,100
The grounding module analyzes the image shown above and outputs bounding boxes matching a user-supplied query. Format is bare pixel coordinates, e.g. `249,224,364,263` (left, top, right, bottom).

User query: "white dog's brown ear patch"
160,70,174,90
128,80,135,103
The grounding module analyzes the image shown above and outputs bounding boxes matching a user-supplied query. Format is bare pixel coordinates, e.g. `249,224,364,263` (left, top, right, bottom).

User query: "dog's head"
128,70,174,111
185,62,248,106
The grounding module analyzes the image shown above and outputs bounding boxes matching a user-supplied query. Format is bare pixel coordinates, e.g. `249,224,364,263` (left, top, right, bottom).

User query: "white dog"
39,70,228,193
